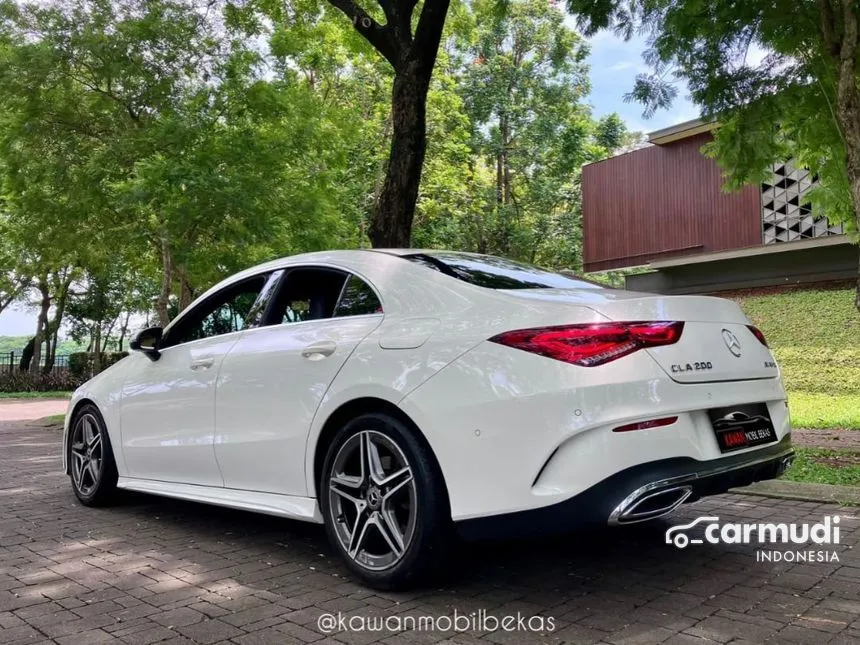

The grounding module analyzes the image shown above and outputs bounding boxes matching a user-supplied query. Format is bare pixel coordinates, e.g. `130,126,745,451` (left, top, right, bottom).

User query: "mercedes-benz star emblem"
721,329,742,357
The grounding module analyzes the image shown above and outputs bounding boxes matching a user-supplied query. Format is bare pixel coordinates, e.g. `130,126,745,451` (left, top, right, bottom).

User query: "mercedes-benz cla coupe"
63,250,793,588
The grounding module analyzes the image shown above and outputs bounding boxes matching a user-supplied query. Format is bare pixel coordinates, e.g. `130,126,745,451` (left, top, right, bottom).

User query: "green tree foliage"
0,0,352,331
0,215,29,316
0,0,631,378
414,0,617,270
567,0,860,310
594,113,627,152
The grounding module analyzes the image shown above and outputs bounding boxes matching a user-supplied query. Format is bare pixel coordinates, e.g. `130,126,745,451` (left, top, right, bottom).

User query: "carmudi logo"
665,515,842,563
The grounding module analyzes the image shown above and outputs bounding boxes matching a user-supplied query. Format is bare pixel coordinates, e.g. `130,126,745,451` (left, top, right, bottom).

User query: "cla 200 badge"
671,361,713,373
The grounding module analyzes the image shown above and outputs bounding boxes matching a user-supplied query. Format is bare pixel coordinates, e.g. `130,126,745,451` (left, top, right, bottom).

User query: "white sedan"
63,250,794,588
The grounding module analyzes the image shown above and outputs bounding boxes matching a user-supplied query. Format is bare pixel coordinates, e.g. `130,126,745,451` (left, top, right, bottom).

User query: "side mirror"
130,327,163,361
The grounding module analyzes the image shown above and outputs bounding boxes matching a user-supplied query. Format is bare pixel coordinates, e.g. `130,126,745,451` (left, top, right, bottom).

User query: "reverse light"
489,321,684,367
746,325,769,347
613,416,679,433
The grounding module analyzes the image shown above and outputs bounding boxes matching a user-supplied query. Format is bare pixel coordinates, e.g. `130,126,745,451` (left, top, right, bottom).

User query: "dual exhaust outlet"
609,485,693,526
608,453,795,526
606,447,794,526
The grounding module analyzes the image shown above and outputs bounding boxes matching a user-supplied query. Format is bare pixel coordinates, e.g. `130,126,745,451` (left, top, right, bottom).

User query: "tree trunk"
839,118,860,312
856,246,860,311
497,112,513,254
496,148,504,207
830,0,860,311
18,337,34,371
368,65,432,248
92,324,101,376
155,235,173,327
368,113,394,246
44,272,72,373
327,0,450,247
102,318,115,353
118,310,131,352
30,279,50,374
177,266,193,313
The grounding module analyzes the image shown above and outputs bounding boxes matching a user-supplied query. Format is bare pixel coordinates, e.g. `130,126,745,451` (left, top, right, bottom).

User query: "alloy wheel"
327,430,418,571
70,413,104,497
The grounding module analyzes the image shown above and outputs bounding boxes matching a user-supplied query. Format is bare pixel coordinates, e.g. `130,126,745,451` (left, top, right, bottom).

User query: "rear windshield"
403,252,602,290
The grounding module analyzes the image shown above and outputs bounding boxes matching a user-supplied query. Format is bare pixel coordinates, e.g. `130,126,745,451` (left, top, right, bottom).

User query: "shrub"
68,352,129,379
68,352,89,379
0,370,84,393
0,351,130,392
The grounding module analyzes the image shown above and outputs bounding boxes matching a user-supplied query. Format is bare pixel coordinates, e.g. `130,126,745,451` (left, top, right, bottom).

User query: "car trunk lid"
499,288,780,383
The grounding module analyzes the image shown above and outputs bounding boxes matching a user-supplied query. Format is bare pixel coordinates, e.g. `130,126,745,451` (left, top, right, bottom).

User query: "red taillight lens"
746,325,769,347
489,321,685,367
613,416,679,433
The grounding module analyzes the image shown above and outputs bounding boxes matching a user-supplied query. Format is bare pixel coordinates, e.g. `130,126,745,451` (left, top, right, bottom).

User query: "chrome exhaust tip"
608,484,693,526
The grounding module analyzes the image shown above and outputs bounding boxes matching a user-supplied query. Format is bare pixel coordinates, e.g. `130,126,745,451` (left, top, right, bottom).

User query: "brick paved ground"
1,419,858,645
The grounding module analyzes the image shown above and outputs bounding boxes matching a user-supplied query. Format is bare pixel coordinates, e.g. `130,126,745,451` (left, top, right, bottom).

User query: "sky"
0,31,699,339
585,30,699,133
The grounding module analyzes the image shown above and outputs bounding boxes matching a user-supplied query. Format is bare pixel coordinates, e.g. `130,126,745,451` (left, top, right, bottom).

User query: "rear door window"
334,275,382,317
269,268,348,324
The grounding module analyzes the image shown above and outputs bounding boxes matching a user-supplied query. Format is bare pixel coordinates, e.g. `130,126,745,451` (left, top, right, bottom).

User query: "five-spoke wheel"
70,413,104,497
68,404,117,506
328,430,418,571
321,412,451,589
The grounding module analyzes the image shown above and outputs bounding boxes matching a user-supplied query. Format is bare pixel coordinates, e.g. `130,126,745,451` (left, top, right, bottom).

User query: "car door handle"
189,357,215,371
301,341,337,360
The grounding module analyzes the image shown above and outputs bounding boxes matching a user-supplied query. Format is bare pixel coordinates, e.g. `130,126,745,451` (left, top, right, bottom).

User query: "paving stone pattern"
1,420,858,644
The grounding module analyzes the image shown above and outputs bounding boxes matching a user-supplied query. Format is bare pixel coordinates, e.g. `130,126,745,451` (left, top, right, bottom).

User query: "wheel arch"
67,397,96,423
63,398,95,474
63,398,117,474
311,397,450,513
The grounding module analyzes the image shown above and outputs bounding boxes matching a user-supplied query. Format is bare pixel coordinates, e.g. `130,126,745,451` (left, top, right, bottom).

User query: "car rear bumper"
455,434,793,540
401,340,790,522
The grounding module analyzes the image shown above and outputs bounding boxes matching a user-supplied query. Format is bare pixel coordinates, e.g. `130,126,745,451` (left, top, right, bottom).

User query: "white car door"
120,272,275,487
214,267,383,495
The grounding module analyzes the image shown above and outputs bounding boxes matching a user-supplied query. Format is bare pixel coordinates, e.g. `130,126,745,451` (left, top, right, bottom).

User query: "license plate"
708,403,776,453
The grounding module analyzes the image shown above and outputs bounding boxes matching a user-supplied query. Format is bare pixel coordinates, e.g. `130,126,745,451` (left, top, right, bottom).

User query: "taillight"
489,321,685,367
613,416,678,433
746,325,768,347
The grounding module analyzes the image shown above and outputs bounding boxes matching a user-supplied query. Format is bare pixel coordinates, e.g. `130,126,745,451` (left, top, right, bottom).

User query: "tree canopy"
0,0,629,368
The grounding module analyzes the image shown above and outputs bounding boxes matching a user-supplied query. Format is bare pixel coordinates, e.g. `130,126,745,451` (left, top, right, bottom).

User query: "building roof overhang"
621,235,857,294
647,234,852,269
647,118,716,145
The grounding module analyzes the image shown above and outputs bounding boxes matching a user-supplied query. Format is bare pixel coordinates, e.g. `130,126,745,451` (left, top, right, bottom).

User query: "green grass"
783,448,860,486
730,287,860,431
38,414,66,427
0,391,72,399
732,287,860,397
788,392,860,429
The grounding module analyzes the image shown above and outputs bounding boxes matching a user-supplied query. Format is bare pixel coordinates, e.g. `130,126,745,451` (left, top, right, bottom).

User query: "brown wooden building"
582,119,857,294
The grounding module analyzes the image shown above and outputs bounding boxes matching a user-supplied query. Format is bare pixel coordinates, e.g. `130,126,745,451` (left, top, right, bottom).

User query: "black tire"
68,403,118,507
319,412,451,590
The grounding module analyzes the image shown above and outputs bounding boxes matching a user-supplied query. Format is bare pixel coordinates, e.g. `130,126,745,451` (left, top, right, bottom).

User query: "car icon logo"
665,516,720,548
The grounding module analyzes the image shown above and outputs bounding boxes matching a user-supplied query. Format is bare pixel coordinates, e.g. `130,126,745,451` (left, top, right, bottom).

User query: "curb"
731,480,860,506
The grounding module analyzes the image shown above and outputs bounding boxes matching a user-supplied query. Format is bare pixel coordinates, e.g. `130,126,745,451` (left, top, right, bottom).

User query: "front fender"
61,355,142,476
